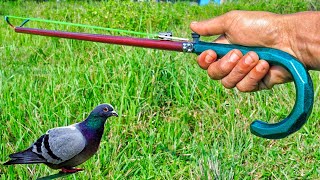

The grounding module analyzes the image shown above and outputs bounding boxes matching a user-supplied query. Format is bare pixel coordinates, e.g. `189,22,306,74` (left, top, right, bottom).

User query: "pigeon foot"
60,167,84,173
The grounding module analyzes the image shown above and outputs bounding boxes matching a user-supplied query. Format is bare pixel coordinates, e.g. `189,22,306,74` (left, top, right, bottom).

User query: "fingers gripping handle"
193,41,314,139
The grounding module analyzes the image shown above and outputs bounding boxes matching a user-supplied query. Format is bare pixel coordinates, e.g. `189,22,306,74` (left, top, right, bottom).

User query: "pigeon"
4,103,118,173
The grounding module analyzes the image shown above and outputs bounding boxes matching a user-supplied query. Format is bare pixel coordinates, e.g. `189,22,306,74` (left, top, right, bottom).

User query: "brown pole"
14,27,184,52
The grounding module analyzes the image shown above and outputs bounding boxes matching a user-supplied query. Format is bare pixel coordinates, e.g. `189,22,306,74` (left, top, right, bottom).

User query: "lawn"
0,0,319,179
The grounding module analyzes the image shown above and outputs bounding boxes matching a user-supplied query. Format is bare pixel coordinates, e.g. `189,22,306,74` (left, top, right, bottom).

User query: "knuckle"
259,81,272,90
207,70,220,80
247,73,258,82
207,64,224,80
236,83,254,92
227,10,240,17
221,79,235,89
219,67,230,75
264,81,275,89
261,75,275,90
270,66,292,82
219,60,234,73
235,67,247,75
274,72,290,83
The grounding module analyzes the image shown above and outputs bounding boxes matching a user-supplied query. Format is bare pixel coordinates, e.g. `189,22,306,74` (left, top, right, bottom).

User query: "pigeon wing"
32,124,86,165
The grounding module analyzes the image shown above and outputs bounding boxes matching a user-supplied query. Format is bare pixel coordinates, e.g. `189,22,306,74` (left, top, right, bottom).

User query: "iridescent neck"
82,116,106,130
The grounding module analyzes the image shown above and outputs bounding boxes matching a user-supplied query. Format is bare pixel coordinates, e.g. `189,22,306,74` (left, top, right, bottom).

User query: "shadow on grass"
37,171,79,180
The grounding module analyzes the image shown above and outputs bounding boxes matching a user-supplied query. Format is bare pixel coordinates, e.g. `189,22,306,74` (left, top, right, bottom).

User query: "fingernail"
244,55,254,65
205,55,213,63
191,21,198,24
229,52,239,63
256,63,265,72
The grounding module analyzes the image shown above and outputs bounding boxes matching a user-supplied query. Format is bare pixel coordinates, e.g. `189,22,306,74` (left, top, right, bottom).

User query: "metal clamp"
182,42,194,53
158,32,173,40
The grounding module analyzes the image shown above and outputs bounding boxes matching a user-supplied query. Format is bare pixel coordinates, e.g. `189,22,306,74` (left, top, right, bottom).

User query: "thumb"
190,13,230,36
213,34,231,44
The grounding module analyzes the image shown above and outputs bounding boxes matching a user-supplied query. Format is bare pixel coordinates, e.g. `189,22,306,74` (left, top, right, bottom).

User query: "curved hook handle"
5,16,30,29
193,41,314,139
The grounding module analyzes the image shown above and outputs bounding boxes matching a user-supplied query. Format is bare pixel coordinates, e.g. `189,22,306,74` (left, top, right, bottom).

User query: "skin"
190,11,320,92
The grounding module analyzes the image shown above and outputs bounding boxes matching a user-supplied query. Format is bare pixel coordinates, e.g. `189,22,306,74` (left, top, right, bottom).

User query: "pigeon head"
82,104,118,130
90,104,118,119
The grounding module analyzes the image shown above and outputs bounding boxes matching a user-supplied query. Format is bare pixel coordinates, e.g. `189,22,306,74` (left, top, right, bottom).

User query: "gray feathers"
5,124,86,167
4,148,46,165
4,103,118,170
48,125,86,163
32,125,86,165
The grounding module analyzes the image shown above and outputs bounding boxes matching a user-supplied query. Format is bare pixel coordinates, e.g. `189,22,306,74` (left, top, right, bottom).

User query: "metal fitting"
182,42,194,53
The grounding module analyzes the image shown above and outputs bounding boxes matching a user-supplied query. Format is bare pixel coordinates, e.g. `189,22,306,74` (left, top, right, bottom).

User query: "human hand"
190,11,320,92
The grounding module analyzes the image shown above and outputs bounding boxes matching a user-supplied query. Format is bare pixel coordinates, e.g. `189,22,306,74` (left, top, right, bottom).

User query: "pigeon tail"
3,148,46,165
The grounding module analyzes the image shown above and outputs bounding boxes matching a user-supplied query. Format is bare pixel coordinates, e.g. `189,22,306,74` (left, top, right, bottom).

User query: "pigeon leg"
60,167,84,173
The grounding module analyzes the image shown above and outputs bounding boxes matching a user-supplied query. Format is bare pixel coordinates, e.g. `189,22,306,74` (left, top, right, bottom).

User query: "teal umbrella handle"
192,40,314,139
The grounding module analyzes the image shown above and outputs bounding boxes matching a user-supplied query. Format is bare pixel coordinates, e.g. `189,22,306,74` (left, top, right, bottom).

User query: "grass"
0,0,320,179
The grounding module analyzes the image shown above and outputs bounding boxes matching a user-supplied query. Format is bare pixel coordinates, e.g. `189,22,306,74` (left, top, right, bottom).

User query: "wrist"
282,12,320,70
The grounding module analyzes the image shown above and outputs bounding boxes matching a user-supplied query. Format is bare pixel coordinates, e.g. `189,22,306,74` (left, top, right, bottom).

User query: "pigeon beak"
111,111,118,117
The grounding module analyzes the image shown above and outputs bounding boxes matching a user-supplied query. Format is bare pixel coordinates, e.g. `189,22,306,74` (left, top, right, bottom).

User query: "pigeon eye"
103,107,109,112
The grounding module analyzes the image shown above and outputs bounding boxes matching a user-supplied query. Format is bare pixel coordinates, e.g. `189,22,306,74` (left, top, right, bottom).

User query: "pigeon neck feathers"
82,115,107,130
78,115,107,141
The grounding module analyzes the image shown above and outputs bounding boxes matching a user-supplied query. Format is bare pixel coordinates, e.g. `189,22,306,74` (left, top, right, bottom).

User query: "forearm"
283,11,320,70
